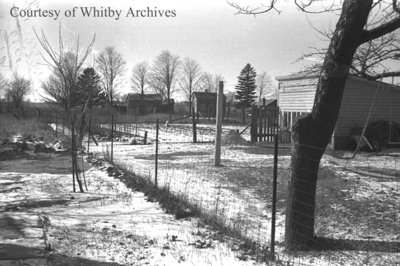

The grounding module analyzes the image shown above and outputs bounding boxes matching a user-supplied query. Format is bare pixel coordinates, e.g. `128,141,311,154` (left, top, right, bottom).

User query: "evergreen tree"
235,63,257,107
77,67,106,108
234,63,257,123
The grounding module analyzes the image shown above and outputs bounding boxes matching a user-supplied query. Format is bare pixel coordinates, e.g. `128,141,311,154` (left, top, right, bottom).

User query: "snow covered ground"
0,152,263,265
1,120,399,265
88,122,400,265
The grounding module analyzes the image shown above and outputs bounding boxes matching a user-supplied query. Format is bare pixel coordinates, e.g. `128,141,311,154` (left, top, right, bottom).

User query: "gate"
250,104,279,142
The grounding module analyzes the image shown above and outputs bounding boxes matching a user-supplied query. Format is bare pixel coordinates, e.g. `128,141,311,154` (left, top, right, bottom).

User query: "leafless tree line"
131,51,276,115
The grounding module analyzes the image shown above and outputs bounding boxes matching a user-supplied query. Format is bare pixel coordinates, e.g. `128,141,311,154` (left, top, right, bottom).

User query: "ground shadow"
135,151,210,160
2,198,70,211
229,144,291,156
314,237,400,252
0,243,123,265
0,153,91,175
0,214,27,239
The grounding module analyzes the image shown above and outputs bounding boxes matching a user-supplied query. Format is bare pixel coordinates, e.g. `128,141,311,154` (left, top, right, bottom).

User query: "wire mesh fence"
86,118,399,265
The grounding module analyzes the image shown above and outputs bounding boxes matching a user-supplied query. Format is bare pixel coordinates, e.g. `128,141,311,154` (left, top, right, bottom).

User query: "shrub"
365,120,400,147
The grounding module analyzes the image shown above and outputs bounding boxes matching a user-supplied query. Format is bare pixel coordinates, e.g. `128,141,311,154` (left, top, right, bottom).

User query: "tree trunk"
140,92,144,115
77,112,87,149
241,105,245,124
70,113,85,193
285,0,373,250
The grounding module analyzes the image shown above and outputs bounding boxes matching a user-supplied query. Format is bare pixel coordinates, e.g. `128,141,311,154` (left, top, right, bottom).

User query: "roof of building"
275,69,320,81
255,99,277,106
126,93,163,101
276,70,400,92
193,92,218,101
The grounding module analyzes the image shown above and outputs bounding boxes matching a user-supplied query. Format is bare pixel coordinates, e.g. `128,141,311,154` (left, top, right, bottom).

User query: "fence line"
85,118,399,266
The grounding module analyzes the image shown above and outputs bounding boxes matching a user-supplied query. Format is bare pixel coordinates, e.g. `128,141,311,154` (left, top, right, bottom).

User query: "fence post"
155,119,159,187
192,107,197,143
144,131,148,145
258,101,264,142
270,134,279,259
111,114,114,162
214,81,224,166
250,105,258,142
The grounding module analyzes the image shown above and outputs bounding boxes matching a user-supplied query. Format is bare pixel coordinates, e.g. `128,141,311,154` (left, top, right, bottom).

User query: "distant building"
192,91,226,118
113,101,127,114
254,98,277,109
126,93,174,115
276,71,400,149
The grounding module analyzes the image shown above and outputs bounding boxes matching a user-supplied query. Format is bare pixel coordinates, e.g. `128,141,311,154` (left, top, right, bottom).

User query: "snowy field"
0,153,261,266
97,122,251,143
1,119,398,265
89,122,400,265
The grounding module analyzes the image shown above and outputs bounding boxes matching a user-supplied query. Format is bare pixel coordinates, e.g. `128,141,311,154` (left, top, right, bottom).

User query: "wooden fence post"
214,81,224,166
250,105,258,142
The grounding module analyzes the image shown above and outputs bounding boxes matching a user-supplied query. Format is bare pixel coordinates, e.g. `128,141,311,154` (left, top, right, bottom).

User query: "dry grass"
0,113,60,143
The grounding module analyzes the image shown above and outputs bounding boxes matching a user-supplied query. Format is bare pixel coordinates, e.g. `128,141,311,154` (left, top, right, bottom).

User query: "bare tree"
36,26,94,193
213,74,225,92
41,52,83,111
256,71,276,101
96,47,126,105
131,61,150,95
6,73,31,118
230,0,400,250
0,73,7,94
200,72,224,93
0,73,8,112
179,57,204,115
130,61,150,115
351,32,400,80
225,91,236,121
301,22,400,80
149,50,180,103
200,72,214,92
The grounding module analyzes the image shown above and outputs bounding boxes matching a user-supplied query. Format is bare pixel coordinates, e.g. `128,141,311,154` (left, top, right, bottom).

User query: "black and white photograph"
0,0,399,265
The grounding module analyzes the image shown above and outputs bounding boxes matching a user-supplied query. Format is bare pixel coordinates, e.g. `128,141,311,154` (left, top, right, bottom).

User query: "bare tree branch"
294,0,341,14
301,11,400,80
179,57,204,114
227,0,280,15
96,47,126,105
361,1,400,43
149,50,180,102
131,61,150,95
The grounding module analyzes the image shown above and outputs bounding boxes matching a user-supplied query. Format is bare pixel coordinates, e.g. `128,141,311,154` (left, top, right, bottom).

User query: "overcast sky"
0,0,339,101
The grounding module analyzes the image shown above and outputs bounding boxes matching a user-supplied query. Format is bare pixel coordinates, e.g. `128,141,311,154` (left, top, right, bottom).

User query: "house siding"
277,74,400,150
335,77,400,137
278,78,318,112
